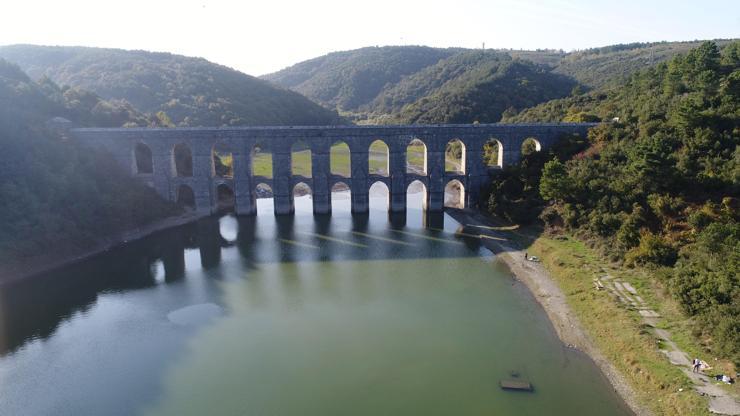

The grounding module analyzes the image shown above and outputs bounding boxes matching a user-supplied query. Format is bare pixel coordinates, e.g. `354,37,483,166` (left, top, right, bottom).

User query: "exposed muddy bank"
446,208,647,416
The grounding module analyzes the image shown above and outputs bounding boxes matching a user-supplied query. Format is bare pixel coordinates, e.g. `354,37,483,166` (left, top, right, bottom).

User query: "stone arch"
368,139,389,177
252,141,273,179
330,140,351,177
215,183,235,213
444,180,465,209
176,184,195,209
291,139,312,178
255,183,274,215
331,181,351,211
407,179,428,211
134,142,153,174
445,139,466,174
522,137,542,155
212,142,233,178
172,143,193,177
292,181,312,199
483,138,504,168
406,138,427,175
369,181,390,212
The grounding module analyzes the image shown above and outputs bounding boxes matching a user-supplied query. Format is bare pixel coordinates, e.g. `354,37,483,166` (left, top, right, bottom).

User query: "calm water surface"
0,194,632,415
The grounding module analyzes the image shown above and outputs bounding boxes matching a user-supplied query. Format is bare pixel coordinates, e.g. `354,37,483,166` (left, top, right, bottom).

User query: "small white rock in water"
167,303,224,326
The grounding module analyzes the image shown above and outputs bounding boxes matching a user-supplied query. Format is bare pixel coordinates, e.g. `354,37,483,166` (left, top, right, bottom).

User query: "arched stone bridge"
70,123,596,215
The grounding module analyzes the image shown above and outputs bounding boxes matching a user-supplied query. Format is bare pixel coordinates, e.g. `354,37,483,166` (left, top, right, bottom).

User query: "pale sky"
2,0,738,76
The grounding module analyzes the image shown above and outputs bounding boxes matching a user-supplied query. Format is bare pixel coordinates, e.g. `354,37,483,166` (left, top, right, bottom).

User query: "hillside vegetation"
0,59,179,276
0,45,344,127
488,41,740,363
263,46,460,111
264,40,734,124
384,52,577,124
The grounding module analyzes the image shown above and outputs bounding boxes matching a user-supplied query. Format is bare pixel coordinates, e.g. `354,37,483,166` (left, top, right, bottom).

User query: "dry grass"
524,233,711,415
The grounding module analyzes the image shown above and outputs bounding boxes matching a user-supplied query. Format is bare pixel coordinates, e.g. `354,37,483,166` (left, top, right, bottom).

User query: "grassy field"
252,142,392,179
249,141,497,179
516,230,733,415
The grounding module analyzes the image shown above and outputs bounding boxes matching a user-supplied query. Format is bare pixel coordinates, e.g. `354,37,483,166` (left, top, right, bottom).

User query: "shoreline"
0,211,209,285
446,208,650,416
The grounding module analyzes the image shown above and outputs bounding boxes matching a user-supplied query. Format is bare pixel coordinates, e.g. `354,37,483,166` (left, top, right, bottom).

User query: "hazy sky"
2,0,738,76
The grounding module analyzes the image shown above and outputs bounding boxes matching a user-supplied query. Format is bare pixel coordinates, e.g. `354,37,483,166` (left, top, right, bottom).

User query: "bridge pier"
311,142,331,215
272,148,294,215
234,142,256,215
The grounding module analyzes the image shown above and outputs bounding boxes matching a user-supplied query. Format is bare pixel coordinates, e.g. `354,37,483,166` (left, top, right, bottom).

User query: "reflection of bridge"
71,123,596,215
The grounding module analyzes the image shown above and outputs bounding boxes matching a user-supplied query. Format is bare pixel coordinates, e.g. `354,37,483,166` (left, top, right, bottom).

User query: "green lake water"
0,194,632,415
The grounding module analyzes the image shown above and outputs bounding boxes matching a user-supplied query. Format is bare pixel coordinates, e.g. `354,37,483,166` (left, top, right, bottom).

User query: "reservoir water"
0,193,632,415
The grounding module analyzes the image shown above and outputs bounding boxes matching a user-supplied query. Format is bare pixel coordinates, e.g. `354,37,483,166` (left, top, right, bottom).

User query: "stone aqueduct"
70,123,596,216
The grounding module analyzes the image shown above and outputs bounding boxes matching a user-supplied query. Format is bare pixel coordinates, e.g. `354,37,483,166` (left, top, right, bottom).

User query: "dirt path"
597,275,740,415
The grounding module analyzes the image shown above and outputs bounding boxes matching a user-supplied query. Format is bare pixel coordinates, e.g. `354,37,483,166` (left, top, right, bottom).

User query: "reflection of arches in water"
406,138,427,175
215,183,235,213
445,139,466,174
522,137,542,155
484,138,503,168
291,140,312,178
252,141,273,179
331,182,351,211
368,181,389,212
406,180,428,211
0,239,165,355
255,183,274,215
176,185,196,210
173,143,193,177
331,141,351,177
134,142,153,174
218,215,238,243
212,142,233,178
196,218,222,269
444,180,465,209
368,139,389,176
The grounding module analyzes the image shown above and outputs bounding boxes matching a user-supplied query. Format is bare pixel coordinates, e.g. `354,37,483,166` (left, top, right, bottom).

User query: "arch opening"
406,180,428,211
445,139,466,174
173,143,193,177
252,142,273,179
444,180,465,209
255,183,274,215
331,181,351,212
134,143,153,174
368,139,389,177
330,141,351,177
406,138,427,175
212,143,233,178
484,139,504,168
292,182,312,212
215,183,235,213
522,137,542,155
176,184,195,209
291,140,312,178
368,181,390,212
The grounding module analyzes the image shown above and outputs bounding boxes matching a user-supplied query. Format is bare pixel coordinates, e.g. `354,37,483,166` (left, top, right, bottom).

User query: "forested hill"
263,46,461,111
0,45,344,127
378,52,577,124
264,40,735,124
487,41,740,362
0,59,179,277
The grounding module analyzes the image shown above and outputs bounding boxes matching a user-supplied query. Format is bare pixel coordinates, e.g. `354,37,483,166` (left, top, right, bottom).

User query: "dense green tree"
489,41,740,362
